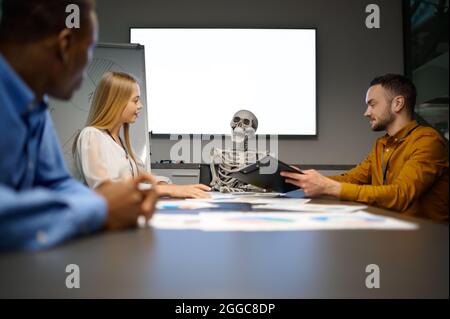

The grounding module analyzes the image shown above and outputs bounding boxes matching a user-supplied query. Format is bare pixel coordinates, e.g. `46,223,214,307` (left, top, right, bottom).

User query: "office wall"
95,0,404,165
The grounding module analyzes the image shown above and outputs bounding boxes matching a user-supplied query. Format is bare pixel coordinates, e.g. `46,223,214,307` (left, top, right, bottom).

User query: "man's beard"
371,110,395,132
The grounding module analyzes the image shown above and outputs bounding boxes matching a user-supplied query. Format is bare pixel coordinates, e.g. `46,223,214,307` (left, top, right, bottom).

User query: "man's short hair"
0,0,95,42
370,73,417,115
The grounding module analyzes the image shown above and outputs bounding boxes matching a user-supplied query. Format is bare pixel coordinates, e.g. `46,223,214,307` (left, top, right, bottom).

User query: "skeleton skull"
230,110,258,131
230,109,258,146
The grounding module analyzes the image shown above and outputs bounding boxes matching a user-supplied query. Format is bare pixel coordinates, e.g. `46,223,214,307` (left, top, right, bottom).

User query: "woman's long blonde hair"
73,71,139,163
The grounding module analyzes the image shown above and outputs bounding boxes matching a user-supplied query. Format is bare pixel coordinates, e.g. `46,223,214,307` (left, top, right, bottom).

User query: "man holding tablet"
281,74,448,221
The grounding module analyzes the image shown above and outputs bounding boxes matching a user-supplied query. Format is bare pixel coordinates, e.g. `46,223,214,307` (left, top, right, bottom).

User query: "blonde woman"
74,71,210,198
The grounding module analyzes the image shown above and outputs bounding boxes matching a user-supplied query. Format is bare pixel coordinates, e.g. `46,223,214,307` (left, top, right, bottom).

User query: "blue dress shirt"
0,54,107,251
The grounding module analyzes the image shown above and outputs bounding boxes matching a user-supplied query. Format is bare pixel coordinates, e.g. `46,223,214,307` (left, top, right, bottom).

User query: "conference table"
0,197,448,299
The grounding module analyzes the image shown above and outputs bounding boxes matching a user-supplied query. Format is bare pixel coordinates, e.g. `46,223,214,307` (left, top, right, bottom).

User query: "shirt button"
28,161,34,170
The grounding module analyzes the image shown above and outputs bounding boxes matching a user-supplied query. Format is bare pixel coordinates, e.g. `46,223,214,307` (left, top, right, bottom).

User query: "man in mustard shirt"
281,74,448,221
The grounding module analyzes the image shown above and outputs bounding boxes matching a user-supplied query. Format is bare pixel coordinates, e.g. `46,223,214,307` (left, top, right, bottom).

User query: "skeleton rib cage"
209,147,269,193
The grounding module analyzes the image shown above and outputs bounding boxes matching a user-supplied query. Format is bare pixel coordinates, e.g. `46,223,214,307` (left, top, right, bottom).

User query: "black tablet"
230,155,303,193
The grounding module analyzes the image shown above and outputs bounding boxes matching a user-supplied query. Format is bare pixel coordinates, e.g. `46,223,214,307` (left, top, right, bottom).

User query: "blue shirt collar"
0,53,47,115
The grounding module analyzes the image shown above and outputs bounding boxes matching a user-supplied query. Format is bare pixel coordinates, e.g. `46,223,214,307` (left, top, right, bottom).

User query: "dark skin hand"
96,174,160,230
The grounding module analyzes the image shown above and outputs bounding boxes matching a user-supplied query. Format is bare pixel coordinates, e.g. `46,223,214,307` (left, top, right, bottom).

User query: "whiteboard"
49,43,151,176
130,28,316,136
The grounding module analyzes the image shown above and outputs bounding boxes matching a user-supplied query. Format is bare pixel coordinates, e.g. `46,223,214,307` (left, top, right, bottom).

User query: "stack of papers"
152,192,417,231
250,201,366,212
157,196,366,213
149,211,418,231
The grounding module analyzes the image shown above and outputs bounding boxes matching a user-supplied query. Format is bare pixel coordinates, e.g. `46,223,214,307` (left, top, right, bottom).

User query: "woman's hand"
158,184,211,199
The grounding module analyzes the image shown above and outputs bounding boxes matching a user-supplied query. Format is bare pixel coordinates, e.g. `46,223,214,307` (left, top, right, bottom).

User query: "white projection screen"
130,28,316,135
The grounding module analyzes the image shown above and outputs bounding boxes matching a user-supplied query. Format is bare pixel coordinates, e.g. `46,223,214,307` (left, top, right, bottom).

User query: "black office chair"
199,164,217,186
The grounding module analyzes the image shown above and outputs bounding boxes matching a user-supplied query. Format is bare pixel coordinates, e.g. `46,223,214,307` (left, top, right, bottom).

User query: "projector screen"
130,28,316,135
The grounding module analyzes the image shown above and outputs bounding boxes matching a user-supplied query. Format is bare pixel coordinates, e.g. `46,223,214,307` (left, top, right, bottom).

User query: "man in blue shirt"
0,0,158,251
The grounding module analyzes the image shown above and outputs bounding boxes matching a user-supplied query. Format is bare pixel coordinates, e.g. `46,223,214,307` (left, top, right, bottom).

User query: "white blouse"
74,127,143,189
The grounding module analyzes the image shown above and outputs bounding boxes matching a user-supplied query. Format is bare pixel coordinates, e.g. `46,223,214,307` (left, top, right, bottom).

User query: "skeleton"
209,110,268,193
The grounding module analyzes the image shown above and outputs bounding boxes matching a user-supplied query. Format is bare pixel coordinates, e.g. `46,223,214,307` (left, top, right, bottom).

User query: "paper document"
156,200,217,210
291,203,367,212
248,198,311,210
150,214,201,229
188,192,284,202
245,199,365,213
149,211,418,231
186,193,309,205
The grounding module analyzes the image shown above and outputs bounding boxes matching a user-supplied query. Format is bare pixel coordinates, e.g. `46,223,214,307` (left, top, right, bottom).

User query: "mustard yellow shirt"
329,120,449,221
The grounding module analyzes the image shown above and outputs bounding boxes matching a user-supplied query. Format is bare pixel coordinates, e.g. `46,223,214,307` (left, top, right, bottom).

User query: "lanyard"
106,130,136,178
381,125,419,185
